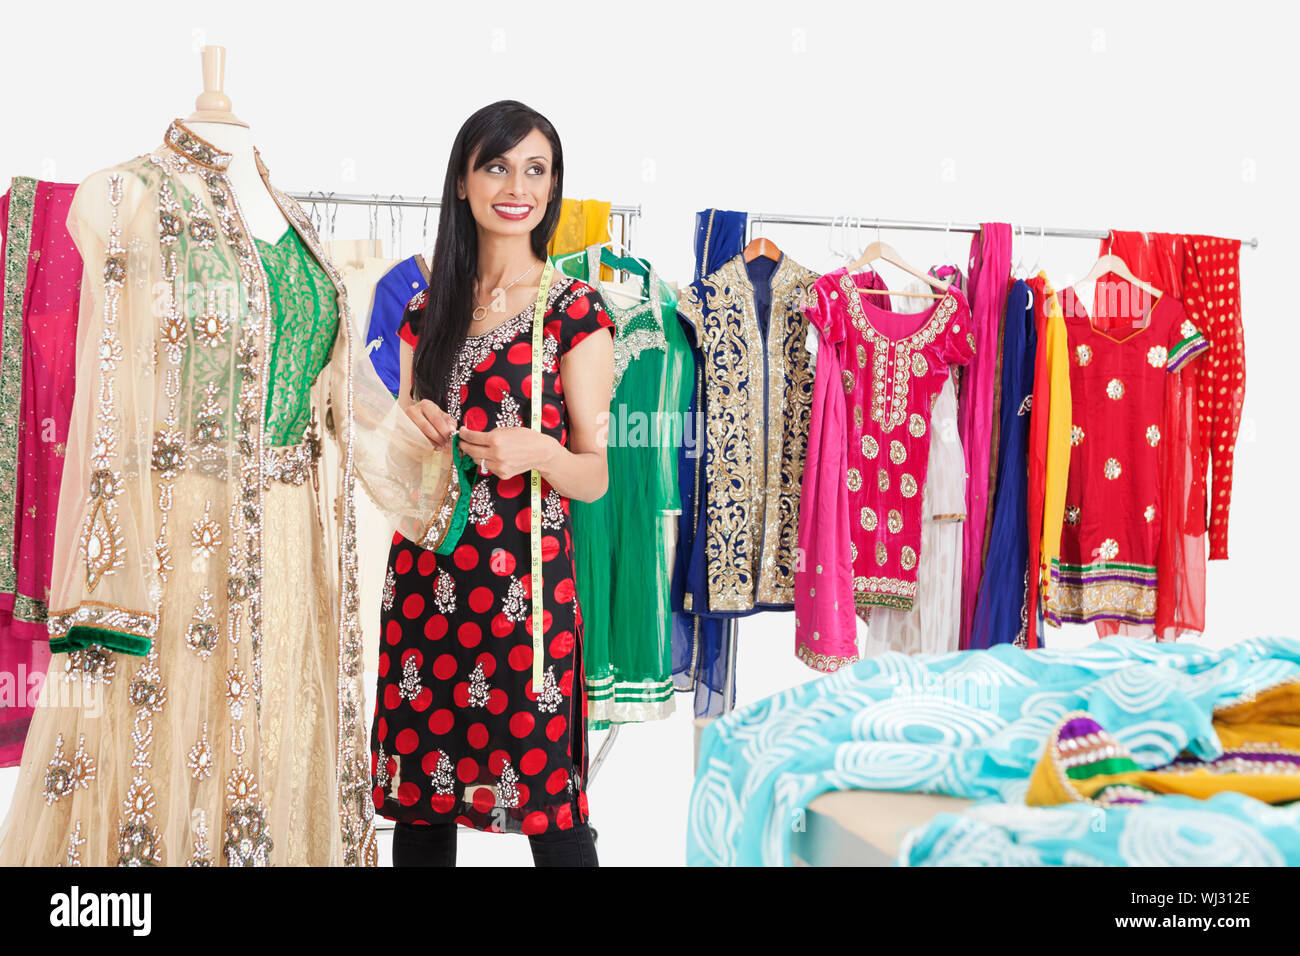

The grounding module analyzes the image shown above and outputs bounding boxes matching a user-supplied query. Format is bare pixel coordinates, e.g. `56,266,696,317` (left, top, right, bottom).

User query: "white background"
1,0,1294,866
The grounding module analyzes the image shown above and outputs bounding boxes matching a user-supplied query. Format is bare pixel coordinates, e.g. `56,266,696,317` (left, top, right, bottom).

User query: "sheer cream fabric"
863,286,967,657
0,120,453,866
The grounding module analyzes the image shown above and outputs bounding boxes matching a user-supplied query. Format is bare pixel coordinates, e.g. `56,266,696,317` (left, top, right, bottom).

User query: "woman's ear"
456,176,466,200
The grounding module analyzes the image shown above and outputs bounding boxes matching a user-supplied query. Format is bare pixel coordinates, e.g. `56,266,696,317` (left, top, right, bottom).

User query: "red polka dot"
376,716,388,742
469,586,495,614
377,652,390,678
549,631,574,658
454,814,473,827
488,750,510,775
541,404,561,429
541,536,561,562
478,514,503,538
395,550,413,575
486,688,509,715
428,709,454,735
509,712,536,738
545,769,568,795
484,375,510,401
402,593,425,618
557,802,575,830
383,684,401,710
463,406,488,431
395,728,419,755
400,648,423,669
508,342,532,364
411,687,433,712
566,295,590,320
372,787,385,809
524,610,553,636
398,782,421,806
522,812,549,835
578,792,589,817
457,622,482,648
420,751,444,775
456,757,479,783
554,374,563,395
475,352,495,373
515,508,533,533
418,551,438,575
553,577,574,603
491,613,515,638
392,530,404,546
433,654,458,681
452,682,469,707
497,475,524,498
520,375,532,399
471,788,495,813
467,722,489,749
520,748,547,776
459,385,469,406
475,652,497,678
514,782,530,806
489,548,516,576
385,619,402,645
431,793,455,814
546,715,567,741
424,615,448,640
508,644,533,671
453,544,479,570
560,669,574,695
545,319,562,339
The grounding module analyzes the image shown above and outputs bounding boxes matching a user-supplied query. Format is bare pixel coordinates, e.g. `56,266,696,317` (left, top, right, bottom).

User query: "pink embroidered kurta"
0,178,80,768
795,268,973,671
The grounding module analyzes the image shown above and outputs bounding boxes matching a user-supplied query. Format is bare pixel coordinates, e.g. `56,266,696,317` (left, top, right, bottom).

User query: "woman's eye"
487,162,507,174
527,164,546,175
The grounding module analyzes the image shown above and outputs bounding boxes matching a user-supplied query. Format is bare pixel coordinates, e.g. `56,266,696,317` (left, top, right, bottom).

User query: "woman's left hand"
457,425,558,480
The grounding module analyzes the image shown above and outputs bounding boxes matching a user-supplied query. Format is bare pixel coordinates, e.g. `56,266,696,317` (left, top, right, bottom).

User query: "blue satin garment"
367,255,428,396
969,279,1037,648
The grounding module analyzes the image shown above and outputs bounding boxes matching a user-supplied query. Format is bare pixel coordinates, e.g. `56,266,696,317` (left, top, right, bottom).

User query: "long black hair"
412,100,564,407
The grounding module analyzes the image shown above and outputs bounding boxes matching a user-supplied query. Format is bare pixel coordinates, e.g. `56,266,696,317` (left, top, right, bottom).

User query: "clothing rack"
288,191,642,253
288,189,636,802
745,212,1259,249
710,210,1258,718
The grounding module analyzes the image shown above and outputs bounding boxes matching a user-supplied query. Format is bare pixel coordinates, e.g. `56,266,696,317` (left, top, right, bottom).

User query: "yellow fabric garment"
547,198,613,280
1027,681,1300,808
1037,273,1071,609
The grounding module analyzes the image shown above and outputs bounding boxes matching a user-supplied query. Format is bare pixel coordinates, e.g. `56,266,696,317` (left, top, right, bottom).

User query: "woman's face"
458,127,555,241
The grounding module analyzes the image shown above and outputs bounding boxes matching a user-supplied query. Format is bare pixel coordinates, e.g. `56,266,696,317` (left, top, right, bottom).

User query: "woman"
370,100,615,867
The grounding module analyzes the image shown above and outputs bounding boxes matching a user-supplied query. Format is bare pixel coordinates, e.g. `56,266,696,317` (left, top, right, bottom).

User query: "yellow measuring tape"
529,260,555,692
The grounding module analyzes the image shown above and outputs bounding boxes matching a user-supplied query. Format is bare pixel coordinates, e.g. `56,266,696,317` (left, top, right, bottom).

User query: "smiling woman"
370,101,615,868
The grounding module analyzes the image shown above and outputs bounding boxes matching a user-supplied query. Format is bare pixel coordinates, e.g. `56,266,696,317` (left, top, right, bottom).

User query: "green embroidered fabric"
433,435,476,557
255,228,339,446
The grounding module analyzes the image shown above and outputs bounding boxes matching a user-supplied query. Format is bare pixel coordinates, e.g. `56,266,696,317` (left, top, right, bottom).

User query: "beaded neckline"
164,118,234,171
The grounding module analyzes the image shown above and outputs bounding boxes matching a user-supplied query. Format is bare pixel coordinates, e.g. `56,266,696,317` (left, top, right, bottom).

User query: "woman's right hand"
405,399,457,451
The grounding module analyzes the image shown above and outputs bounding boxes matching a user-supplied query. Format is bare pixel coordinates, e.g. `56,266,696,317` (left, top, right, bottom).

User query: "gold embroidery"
886,509,903,534
900,473,918,498
861,435,878,458
846,468,862,492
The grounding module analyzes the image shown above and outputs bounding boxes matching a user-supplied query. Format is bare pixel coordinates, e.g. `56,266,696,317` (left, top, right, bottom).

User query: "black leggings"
392,820,599,868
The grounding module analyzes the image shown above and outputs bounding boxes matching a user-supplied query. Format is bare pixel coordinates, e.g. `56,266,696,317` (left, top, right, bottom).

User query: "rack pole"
747,212,1258,248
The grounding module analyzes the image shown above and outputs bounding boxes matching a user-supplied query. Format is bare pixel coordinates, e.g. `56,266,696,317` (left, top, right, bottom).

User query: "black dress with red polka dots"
370,274,614,836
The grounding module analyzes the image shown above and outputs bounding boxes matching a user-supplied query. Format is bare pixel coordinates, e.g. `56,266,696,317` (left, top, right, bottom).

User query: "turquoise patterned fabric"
686,636,1300,866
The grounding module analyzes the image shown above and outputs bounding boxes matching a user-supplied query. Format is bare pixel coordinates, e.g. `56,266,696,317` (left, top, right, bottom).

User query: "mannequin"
185,45,290,244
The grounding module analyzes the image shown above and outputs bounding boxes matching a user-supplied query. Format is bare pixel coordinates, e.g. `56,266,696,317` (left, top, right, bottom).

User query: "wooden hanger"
743,236,781,263
848,238,949,298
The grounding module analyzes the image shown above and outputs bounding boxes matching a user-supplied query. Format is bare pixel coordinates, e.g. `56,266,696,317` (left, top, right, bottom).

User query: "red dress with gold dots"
1047,285,1208,627
369,274,614,835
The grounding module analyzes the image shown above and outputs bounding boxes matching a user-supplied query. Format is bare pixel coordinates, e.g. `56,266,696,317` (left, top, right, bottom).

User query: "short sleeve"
1166,304,1209,373
940,290,976,367
397,288,428,348
557,281,615,356
801,277,843,345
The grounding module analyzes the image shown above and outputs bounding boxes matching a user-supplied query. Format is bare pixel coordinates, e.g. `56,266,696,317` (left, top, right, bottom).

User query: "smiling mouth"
492,203,534,219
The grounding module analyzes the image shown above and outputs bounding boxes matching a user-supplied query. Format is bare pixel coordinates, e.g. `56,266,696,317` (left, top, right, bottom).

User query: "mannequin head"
414,100,565,406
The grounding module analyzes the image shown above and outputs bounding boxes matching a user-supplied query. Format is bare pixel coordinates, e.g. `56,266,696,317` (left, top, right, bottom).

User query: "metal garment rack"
288,190,639,800
744,212,1259,249
710,210,1259,717
288,191,641,257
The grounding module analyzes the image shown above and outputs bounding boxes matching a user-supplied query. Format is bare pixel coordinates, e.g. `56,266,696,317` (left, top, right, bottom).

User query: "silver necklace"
472,262,540,322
